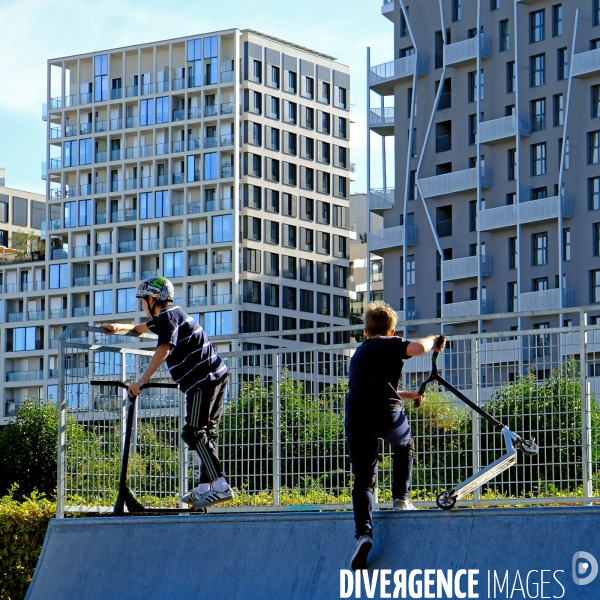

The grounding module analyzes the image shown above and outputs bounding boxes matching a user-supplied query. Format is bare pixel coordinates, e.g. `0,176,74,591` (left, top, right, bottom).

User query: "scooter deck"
453,450,518,501
111,508,208,516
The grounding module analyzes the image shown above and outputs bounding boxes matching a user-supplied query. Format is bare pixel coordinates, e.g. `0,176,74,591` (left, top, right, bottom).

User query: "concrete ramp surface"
26,507,600,600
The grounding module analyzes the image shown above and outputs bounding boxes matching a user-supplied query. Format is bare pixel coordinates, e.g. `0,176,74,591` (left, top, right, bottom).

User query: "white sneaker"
181,485,209,504
350,535,373,571
189,485,235,508
393,498,416,510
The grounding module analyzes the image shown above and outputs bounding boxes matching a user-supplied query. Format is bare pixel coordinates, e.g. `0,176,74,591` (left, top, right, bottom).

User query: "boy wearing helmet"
101,276,233,508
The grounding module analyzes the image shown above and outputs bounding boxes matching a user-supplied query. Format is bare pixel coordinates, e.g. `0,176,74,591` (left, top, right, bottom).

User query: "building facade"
369,0,600,334
0,28,353,421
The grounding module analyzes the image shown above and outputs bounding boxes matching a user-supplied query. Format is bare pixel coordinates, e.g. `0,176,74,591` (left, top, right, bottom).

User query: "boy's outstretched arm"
101,322,150,334
128,343,172,397
406,334,446,357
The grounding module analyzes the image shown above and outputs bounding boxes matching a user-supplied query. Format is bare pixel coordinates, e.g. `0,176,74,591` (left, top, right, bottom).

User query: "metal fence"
56,308,600,517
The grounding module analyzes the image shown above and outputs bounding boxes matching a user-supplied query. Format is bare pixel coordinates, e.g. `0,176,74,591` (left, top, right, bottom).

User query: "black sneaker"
350,535,373,570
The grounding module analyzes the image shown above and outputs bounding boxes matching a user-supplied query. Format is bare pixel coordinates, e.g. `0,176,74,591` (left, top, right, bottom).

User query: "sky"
0,0,394,196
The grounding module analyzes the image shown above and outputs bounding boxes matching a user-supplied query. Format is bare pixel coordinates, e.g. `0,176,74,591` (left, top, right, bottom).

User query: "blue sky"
0,0,394,196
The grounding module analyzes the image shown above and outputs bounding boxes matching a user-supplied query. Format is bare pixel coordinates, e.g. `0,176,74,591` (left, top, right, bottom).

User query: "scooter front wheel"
518,439,538,456
436,491,456,510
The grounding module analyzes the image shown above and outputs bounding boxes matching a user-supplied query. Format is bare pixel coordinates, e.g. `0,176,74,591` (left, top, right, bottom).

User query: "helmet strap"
148,296,159,317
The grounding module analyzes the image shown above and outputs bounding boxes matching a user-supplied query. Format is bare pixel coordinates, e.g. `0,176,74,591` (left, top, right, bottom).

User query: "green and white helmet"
136,276,175,302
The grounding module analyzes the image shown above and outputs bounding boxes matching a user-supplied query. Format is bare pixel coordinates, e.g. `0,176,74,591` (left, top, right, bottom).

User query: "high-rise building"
0,28,353,421
369,0,600,333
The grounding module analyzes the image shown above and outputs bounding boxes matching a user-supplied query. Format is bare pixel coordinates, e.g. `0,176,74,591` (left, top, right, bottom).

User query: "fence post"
56,337,66,518
579,309,592,504
471,338,481,504
273,353,281,507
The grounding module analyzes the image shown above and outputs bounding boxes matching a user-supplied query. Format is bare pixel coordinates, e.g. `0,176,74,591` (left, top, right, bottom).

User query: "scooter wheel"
436,491,456,510
518,439,539,456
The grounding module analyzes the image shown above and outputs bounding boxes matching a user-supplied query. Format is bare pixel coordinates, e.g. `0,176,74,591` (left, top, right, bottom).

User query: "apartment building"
369,0,600,334
0,29,353,420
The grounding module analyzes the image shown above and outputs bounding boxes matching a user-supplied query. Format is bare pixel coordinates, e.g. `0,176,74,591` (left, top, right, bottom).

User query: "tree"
10,229,44,259
0,400,58,500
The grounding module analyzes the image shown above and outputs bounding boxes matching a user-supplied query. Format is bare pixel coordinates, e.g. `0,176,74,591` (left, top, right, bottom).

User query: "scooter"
90,380,207,515
416,336,539,510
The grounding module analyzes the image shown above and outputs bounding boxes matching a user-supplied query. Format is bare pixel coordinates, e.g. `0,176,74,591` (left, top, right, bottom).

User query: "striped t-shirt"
147,305,227,394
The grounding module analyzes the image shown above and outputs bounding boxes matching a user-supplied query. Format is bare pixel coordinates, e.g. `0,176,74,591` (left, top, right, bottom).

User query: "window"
164,252,183,277
452,0,462,21
400,8,409,36
78,199,92,227
531,143,547,175
592,270,600,303
283,286,296,310
284,100,297,124
140,99,154,126
491,0,499,9
530,10,545,43
406,255,416,286
533,277,549,292
10,327,40,352
212,215,232,243
243,281,261,304
507,61,515,93
94,290,113,315
269,65,280,89
319,81,330,105
508,148,517,181
557,48,568,80
595,0,600,27
553,94,564,126
204,311,232,336
469,200,477,232
49,263,68,288
590,131,600,164
282,255,296,278
63,201,76,228
316,292,330,315
508,282,518,312
117,288,136,312
63,140,78,167
302,76,314,99
334,296,349,318
299,227,313,251
316,231,330,255
316,262,330,285
559,227,570,261
282,224,297,249
282,162,297,186
156,97,169,124
594,86,600,119
300,259,314,282
243,248,261,273
300,289,314,313
264,314,279,332
500,20,510,51
591,177,600,210
300,197,314,221
530,54,545,87
532,232,548,265
285,70,297,94
333,265,347,288
531,98,546,131
552,4,563,36
265,251,279,276
264,283,279,307
282,193,297,217
267,95,280,120
283,131,297,155
77,139,91,166
509,237,518,269
265,189,279,213
336,86,348,109
204,152,218,180
468,71,484,102
94,54,108,102
243,216,261,241
559,137,570,170
595,224,600,256
532,187,548,200
468,114,477,146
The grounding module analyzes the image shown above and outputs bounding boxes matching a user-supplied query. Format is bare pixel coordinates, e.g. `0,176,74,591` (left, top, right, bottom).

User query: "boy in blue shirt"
102,276,233,508
346,302,445,570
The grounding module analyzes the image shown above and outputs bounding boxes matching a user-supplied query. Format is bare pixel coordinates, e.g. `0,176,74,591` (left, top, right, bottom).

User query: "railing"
110,210,122,223
141,82,153,95
110,118,122,131
188,295,208,307
157,174,169,186
6,370,43,382
50,308,67,318
188,107,201,119
95,274,113,285
95,120,107,133
126,85,138,98
140,145,153,158
205,197,233,212
188,201,202,214
478,115,530,144
444,35,491,66
141,238,159,251
204,136,218,149
73,307,90,317
572,48,600,78
110,149,121,161
95,213,107,225
72,246,91,259
125,209,137,221
442,256,493,281
212,262,233,274
95,181,107,193
125,147,138,159
110,180,123,192
519,289,574,311
367,225,417,252
369,54,429,89
80,184,92,195
118,240,136,253
188,264,208,276
437,92,451,110
221,102,234,115
27,310,45,320
80,92,92,104
165,235,183,248
7,312,24,322
369,107,394,129
51,249,68,260
172,78,185,91
171,204,184,216
126,116,139,128
95,243,113,255
80,122,92,135
435,134,452,153
140,176,152,188
95,151,107,163
118,272,136,283
110,88,123,100
141,269,158,278
221,165,233,178
204,105,218,118
172,140,185,153
156,143,168,155
212,294,232,304
172,109,185,121
125,178,138,190
221,134,234,146
188,233,208,245
419,167,491,198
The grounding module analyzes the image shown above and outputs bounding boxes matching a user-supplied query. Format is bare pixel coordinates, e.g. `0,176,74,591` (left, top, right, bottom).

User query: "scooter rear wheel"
436,491,456,510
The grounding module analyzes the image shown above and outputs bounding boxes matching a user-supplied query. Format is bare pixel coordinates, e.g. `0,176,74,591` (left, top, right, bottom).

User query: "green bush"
0,400,58,501
0,489,55,600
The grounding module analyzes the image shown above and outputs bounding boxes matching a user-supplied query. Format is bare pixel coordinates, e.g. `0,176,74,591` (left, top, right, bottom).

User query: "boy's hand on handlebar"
101,323,119,334
433,334,446,352
127,381,143,397
413,393,425,407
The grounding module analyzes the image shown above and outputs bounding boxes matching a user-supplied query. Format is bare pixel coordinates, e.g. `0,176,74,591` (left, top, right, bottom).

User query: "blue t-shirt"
147,305,227,394
345,336,411,426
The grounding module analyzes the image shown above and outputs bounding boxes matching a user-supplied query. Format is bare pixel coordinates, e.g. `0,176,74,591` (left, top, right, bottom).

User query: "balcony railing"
72,246,91,258
140,176,152,188
419,167,491,198
118,272,136,283
172,204,184,216
80,92,92,104
156,142,168,155
72,306,90,317
110,149,121,161
172,172,185,185
95,212,107,224
213,262,233,274
212,294,232,305
221,102,234,115
51,249,68,260
141,269,158,279
437,92,451,110
572,48,600,78
188,107,201,119
118,240,136,253
478,115,530,144
6,370,43,382
95,181,107,193
125,208,137,221
141,82,153,95
140,145,153,158
125,147,139,159
369,107,394,132
173,109,185,121
126,116,139,128
189,264,208,276
165,235,183,248
444,35,491,67
157,174,169,186
27,310,45,320
204,136,218,149
50,308,67,319
519,288,574,311
172,140,185,153
95,120,107,133
435,134,452,153
110,210,122,223
110,118,123,131
125,178,138,190
221,165,233,178
95,151,107,163
367,225,417,252
205,197,233,211
95,243,113,255
442,256,492,281
188,296,208,307
50,158,62,170
188,233,208,246
7,312,24,322
110,180,123,192
370,188,395,212
80,122,92,135
172,78,185,91
188,201,202,214
442,299,494,318
221,134,234,146
204,105,218,118
369,54,429,94
110,88,123,100
141,238,159,251
95,274,113,285
126,85,138,98
80,183,92,195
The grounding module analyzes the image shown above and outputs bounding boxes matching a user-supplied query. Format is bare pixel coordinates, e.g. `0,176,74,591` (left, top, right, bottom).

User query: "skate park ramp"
26,507,600,600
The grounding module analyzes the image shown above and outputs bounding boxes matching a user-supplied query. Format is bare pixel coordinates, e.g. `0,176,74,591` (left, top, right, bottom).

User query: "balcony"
141,238,159,251
140,145,153,158
95,274,113,285
156,142,168,156
95,151,107,163
49,96,62,109
442,299,493,319
126,116,139,128
221,69,234,84
126,85,138,98
370,188,395,213
111,88,123,100
572,48,600,78
189,264,208,276
479,115,530,144
73,306,90,317
73,275,91,286
7,312,24,322
80,183,92,195
419,167,491,198
367,225,417,252
173,140,185,153
49,158,62,170
205,197,233,212
369,54,429,95
188,296,208,307
141,269,158,279
118,272,136,283
442,256,492,281
110,180,123,193
188,107,201,119
204,136,218,149
477,195,573,231
95,181,107,194
173,109,185,122
125,147,138,159
435,135,452,153
369,107,394,136
141,82,153,95
213,262,233,274
519,288,574,312
118,241,136,253
221,133,234,146
157,174,169,186
188,201,202,214
50,308,67,319
125,178,138,191
221,165,233,178
6,370,44,382
444,35,491,67
110,118,123,131
140,176,152,188
187,137,201,152
110,149,121,161
221,102,234,115
80,92,92,104
72,246,91,259
212,294,232,305
172,204,184,216
205,105,218,118
95,243,113,255
27,310,45,320
165,235,183,248
382,0,394,20
188,233,208,246
125,209,137,221
95,120,107,133
172,78,185,91
172,172,185,185
79,122,92,135
51,249,68,260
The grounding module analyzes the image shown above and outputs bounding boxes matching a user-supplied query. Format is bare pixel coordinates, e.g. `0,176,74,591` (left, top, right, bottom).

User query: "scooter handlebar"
413,334,446,406
90,380,179,397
